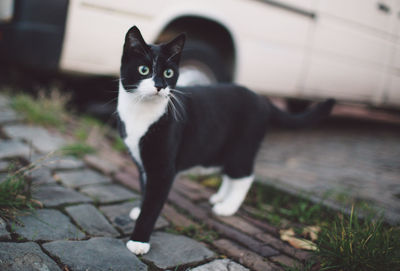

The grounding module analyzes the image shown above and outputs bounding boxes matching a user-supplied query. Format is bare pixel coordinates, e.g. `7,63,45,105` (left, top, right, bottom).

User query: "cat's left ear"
164,33,186,61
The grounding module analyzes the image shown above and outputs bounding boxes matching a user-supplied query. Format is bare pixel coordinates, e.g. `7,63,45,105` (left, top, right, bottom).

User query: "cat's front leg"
126,171,175,255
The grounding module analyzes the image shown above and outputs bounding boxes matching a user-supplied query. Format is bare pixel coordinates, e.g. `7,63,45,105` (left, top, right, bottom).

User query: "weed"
316,206,400,271
61,143,96,158
0,163,41,221
112,136,126,152
245,182,331,226
283,259,318,271
167,224,219,244
11,90,70,128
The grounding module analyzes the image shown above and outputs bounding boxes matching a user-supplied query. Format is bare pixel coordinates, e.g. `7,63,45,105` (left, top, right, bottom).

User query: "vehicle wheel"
286,98,311,114
177,40,230,86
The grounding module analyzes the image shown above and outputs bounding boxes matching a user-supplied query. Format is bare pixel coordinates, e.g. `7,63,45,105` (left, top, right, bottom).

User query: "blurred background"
0,0,400,223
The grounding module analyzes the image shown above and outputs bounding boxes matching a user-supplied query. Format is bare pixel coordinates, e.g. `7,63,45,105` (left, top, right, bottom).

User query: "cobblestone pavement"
255,114,400,224
0,93,309,270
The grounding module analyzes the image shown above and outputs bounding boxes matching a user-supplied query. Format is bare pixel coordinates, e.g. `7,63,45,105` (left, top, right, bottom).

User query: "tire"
177,40,231,86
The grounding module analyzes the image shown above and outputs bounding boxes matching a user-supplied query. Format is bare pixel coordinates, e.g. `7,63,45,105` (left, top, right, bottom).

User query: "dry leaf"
303,225,321,241
280,228,317,251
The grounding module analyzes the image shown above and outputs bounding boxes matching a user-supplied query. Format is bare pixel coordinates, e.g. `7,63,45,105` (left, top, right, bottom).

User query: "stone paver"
65,204,119,237
100,201,169,235
0,108,22,124
0,217,10,240
29,167,56,185
214,239,281,271
3,125,67,153
30,153,85,170
80,184,138,204
192,259,250,271
55,169,110,188
142,232,215,269
33,185,93,207
0,94,10,108
0,242,61,271
12,209,85,241
0,140,31,159
0,160,10,171
84,154,118,174
43,237,147,271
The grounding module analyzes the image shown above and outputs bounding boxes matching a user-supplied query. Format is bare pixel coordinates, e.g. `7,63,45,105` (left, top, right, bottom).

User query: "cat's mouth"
138,88,169,100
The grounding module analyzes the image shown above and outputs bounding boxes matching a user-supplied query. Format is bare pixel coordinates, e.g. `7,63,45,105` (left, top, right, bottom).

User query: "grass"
245,181,331,227
0,163,41,221
11,90,70,129
167,224,219,244
61,143,96,158
316,206,400,271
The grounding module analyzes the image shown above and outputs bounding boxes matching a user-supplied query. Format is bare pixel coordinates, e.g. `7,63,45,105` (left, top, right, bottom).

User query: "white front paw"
212,202,239,216
126,240,150,255
129,207,141,220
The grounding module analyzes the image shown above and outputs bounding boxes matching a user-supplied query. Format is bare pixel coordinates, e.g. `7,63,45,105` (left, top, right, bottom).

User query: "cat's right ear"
124,26,149,53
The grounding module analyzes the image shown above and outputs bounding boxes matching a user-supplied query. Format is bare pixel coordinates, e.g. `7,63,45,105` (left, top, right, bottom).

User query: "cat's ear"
124,26,149,53
164,33,186,60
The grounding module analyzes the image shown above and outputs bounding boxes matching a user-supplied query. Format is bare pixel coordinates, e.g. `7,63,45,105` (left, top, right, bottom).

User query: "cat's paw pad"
126,240,150,255
209,193,224,205
212,202,238,216
129,207,141,220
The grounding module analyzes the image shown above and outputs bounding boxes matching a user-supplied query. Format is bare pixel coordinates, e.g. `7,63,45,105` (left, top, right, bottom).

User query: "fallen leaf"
303,225,321,241
280,228,317,251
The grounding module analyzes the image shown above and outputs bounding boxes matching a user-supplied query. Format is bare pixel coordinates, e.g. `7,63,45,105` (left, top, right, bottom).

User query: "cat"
117,26,335,255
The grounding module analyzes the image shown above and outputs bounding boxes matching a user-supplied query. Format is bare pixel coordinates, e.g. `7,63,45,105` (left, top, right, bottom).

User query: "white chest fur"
117,81,168,167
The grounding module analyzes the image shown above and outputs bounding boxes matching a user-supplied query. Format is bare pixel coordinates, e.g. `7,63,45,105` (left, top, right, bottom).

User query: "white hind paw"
212,202,239,216
126,240,150,255
209,193,225,205
129,207,141,220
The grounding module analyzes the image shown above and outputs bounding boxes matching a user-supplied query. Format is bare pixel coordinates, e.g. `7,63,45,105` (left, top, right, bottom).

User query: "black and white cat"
117,26,334,255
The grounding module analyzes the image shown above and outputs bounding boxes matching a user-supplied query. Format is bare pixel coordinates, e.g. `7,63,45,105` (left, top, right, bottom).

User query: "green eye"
163,68,174,78
138,65,150,76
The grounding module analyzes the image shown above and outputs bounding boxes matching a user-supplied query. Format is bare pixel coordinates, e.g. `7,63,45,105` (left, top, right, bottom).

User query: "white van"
1,0,399,108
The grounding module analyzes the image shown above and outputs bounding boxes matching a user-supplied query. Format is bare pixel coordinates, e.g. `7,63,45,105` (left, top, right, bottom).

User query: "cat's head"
120,26,185,99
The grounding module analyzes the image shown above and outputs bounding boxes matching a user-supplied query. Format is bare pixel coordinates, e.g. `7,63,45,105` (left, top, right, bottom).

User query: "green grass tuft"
11,91,70,128
112,136,127,152
245,182,330,226
316,206,400,271
0,165,40,221
167,224,219,244
61,143,96,158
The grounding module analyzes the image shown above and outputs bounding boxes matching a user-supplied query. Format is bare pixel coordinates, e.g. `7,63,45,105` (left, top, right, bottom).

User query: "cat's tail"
270,99,335,129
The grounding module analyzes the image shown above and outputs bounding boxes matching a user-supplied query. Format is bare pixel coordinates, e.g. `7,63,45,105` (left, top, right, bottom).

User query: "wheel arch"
155,15,236,82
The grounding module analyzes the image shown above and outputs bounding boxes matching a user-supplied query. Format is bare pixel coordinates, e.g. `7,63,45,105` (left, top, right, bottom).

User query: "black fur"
118,26,335,244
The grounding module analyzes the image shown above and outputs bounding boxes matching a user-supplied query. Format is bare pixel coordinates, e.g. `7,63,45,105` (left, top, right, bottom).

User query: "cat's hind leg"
212,175,254,216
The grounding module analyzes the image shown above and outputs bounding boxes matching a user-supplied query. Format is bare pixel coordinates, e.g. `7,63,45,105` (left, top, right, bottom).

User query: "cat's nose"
156,87,162,92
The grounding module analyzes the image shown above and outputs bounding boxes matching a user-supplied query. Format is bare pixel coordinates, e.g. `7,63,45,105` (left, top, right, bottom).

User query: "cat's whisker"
170,93,186,114
167,97,178,121
97,97,118,109
168,93,185,121
170,88,187,96
168,95,183,121
167,96,179,121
